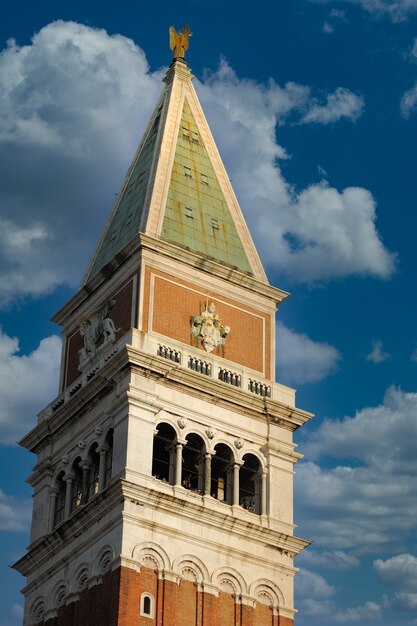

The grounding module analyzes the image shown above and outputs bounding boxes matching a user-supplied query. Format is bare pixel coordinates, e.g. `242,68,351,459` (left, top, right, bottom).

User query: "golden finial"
169,24,192,61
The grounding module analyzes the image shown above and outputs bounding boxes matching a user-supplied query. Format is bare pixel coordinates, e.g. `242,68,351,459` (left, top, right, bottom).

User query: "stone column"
98,446,108,492
261,469,268,516
81,461,90,504
175,442,184,486
48,487,58,533
64,475,73,518
204,452,212,496
233,463,240,506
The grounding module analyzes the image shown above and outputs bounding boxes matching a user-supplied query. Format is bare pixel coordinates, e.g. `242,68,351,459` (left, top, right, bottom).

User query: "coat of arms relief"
191,302,230,353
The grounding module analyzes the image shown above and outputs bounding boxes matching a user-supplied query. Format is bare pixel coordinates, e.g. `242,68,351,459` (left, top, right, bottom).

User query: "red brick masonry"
40,566,294,626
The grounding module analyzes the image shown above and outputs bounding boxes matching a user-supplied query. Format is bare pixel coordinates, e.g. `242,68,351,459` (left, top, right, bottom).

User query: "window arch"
211,444,234,504
239,453,262,514
182,433,206,493
152,422,177,484
54,471,66,527
140,592,155,618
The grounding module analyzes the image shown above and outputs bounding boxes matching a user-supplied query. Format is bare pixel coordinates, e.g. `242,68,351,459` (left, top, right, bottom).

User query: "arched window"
54,471,66,526
211,444,234,504
88,443,100,499
182,434,205,494
140,593,155,618
104,429,114,487
239,453,262,514
152,423,176,484
71,457,83,512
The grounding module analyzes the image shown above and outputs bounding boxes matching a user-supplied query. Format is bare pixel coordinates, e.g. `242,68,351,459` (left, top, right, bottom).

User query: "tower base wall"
34,566,294,626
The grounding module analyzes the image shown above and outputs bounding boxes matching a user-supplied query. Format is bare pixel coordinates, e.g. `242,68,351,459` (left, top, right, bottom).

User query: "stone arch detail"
173,554,210,583
52,580,68,608
29,596,46,624
238,450,267,470
73,562,91,592
249,579,285,608
94,544,115,576
132,541,171,571
212,566,247,595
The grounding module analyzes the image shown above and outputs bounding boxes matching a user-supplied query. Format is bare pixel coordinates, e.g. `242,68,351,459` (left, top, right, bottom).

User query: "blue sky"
1,1,417,625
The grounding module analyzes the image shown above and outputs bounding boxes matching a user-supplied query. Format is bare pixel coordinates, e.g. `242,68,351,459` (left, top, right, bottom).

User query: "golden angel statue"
169,24,192,60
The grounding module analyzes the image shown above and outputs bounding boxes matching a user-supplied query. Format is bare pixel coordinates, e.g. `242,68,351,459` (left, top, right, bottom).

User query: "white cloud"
401,83,417,117
0,489,31,531
0,331,61,444
298,548,360,570
316,0,417,22
276,321,341,384
323,21,335,32
366,339,391,363
299,598,382,622
298,568,336,598
0,21,163,306
374,553,417,591
296,387,417,550
0,21,394,304
301,88,364,124
200,67,394,283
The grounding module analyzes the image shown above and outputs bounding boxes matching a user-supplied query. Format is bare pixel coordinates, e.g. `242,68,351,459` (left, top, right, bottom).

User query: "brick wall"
37,566,294,626
141,267,272,378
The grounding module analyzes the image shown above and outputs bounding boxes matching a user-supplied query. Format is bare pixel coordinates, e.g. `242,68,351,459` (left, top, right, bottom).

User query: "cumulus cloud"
0,489,31,531
200,66,395,284
401,83,417,117
374,553,417,591
0,21,163,306
0,331,61,444
298,548,360,570
0,21,394,307
298,568,336,598
299,598,382,622
296,387,417,550
276,321,341,384
374,555,417,612
366,339,391,363
301,88,364,124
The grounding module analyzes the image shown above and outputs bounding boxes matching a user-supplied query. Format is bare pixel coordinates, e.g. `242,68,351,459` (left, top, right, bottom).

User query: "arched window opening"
140,593,155,618
239,453,262,514
211,444,233,504
182,433,205,494
104,430,114,487
71,457,83,512
152,423,176,484
54,471,66,527
88,443,100,499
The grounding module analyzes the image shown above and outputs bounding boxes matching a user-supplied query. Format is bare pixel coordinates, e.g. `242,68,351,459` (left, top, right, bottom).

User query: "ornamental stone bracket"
191,302,230,354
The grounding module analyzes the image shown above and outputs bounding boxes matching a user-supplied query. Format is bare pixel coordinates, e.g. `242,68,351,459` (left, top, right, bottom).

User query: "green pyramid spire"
160,100,252,273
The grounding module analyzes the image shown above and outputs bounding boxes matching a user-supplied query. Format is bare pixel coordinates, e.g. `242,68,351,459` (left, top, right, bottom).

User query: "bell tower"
14,26,312,626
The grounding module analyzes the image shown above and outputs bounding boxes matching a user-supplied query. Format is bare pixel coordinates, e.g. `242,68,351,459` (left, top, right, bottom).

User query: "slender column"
81,461,90,503
64,475,73,518
98,446,108,492
48,488,58,533
261,470,268,516
233,463,240,506
204,452,212,496
175,442,184,486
